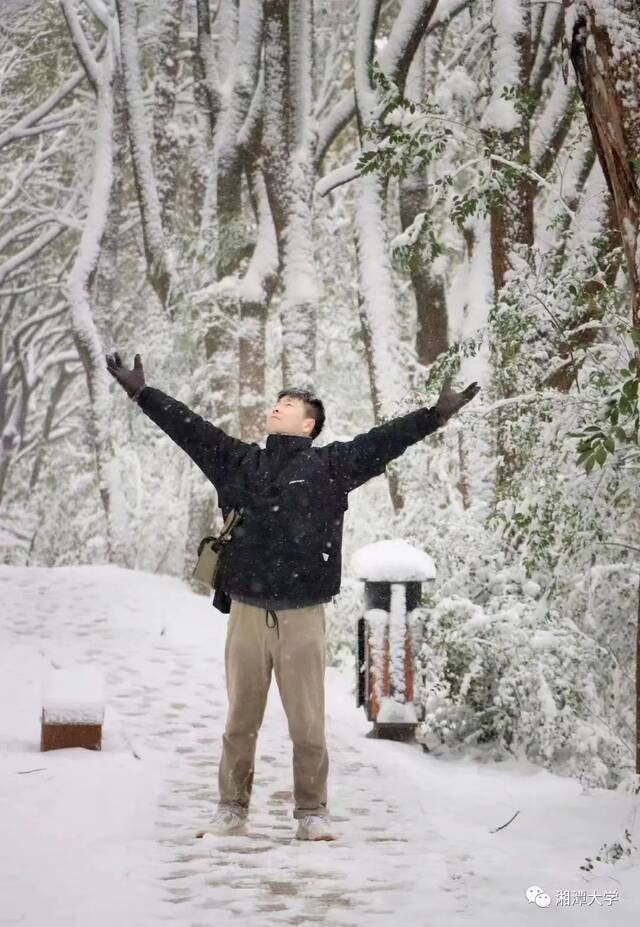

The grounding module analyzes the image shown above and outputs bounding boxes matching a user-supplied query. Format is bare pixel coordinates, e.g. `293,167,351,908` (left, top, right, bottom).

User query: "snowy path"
0,565,638,926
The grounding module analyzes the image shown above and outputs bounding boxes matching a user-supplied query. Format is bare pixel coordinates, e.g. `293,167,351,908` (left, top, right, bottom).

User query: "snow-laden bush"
397,401,636,788
412,575,635,789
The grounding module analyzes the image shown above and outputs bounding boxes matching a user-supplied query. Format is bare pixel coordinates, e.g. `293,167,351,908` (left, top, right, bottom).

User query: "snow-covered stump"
40,666,106,752
351,539,436,742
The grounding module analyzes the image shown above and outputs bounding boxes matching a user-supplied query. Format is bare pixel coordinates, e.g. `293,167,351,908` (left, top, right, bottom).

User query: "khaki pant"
217,598,330,820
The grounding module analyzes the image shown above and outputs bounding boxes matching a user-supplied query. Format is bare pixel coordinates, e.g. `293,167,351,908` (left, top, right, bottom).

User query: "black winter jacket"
135,386,445,612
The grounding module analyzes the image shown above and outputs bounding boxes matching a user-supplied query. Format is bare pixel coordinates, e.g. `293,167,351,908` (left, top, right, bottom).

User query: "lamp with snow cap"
350,538,436,742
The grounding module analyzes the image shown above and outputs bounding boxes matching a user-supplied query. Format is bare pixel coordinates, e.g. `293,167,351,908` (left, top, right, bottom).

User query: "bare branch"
315,160,361,197
0,35,106,150
0,222,67,287
315,0,463,167
60,0,102,93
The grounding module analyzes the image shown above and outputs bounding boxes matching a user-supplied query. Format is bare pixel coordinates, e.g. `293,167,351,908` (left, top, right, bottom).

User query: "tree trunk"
61,3,127,563
482,0,534,496
115,0,171,308
482,1,534,295
153,0,184,231
352,0,436,513
399,29,448,367
354,32,408,512
239,167,279,441
563,0,640,778
637,569,640,775
260,0,319,390
399,175,449,366
279,0,319,390
93,68,127,348
29,366,74,491
213,0,263,279
564,0,640,331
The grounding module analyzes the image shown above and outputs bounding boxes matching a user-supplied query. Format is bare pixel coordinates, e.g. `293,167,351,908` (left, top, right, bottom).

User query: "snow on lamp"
351,538,436,741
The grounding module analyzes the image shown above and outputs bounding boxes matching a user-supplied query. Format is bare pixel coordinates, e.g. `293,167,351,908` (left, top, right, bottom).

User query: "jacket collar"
265,432,313,452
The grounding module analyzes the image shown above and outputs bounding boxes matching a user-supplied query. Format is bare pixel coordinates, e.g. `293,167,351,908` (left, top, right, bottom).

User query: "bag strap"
218,505,243,542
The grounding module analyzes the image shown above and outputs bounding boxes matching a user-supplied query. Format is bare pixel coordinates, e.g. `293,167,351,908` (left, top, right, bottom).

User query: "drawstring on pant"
265,608,279,640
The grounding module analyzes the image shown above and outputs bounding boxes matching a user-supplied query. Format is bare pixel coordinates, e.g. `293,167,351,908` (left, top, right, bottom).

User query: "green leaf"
595,445,607,466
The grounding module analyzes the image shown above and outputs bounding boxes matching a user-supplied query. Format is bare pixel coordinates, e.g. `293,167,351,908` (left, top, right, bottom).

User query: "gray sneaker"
295,814,336,841
197,807,248,838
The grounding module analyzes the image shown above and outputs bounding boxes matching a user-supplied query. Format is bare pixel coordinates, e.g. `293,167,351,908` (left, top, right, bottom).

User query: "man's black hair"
277,388,325,439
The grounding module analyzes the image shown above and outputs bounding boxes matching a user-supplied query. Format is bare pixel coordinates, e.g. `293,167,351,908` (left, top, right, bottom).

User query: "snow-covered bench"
40,666,105,752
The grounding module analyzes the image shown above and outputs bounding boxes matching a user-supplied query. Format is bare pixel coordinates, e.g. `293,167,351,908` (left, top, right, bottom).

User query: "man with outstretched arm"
106,351,480,841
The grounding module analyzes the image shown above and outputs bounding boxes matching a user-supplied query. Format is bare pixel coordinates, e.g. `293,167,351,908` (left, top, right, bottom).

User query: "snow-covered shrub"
396,392,637,787
413,589,633,788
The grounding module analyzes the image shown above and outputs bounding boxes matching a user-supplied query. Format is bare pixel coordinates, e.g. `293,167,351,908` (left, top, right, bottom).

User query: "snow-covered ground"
0,564,638,926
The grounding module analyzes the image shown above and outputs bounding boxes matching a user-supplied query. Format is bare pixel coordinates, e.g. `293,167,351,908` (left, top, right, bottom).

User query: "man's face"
266,394,315,437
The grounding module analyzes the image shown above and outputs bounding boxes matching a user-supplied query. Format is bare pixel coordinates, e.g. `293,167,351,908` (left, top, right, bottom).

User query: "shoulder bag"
192,507,244,591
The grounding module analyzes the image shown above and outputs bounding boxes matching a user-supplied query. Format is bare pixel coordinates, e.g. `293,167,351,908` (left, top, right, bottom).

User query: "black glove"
434,375,480,421
106,351,146,400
